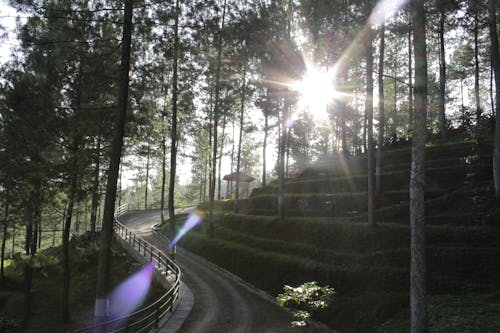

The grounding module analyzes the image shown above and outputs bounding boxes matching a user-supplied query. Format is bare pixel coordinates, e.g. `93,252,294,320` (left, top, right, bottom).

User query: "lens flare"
168,210,203,250
109,263,155,318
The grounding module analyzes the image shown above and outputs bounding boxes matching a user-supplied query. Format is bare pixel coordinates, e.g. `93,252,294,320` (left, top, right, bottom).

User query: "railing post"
155,306,160,328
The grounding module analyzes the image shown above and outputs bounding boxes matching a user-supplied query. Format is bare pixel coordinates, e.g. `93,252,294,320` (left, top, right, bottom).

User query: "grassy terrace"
163,141,500,331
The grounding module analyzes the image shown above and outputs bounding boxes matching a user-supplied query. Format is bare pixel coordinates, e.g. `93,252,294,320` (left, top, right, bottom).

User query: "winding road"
120,209,332,333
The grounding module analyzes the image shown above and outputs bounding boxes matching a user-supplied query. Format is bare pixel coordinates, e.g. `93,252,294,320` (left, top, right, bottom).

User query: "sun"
292,66,338,120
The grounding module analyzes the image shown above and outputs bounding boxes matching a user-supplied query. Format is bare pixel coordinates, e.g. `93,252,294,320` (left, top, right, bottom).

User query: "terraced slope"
176,140,500,332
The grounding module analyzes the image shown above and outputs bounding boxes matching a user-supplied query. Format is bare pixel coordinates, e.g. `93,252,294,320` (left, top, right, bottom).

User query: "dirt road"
119,210,318,333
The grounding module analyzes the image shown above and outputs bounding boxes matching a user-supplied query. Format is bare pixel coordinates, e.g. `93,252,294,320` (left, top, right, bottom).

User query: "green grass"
0,235,165,332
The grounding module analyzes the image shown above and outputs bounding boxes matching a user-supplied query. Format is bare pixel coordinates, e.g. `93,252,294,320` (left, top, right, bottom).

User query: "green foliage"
277,281,334,327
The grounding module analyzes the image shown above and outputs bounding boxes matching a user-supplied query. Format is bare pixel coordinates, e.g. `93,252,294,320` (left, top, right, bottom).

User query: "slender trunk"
11,224,15,257
1,222,6,280
438,10,447,141
286,127,290,177
218,112,227,199
1,197,8,280
95,0,133,320
366,26,375,227
489,0,500,199
118,162,122,208
262,90,269,186
392,61,398,140
62,153,79,323
376,24,385,194
23,199,34,319
408,21,414,134
279,97,288,221
474,8,481,126
353,91,359,155
207,99,213,204
160,112,167,224
234,66,247,213
145,142,150,210
168,0,180,238
491,58,496,116
90,135,101,239
209,0,227,237
230,113,235,195
363,106,367,153
411,1,428,331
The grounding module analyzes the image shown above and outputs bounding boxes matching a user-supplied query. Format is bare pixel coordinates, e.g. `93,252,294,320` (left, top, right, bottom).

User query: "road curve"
119,209,316,333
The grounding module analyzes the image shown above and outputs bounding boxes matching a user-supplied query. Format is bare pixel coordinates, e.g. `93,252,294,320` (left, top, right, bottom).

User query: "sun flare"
293,66,337,120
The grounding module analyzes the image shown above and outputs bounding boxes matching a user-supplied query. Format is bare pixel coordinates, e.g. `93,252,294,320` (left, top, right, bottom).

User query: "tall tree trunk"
234,66,247,213
118,162,122,208
408,21,414,133
491,58,496,116
366,26,375,227
168,0,180,237
262,90,269,187
160,112,167,224
474,7,481,126
230,112,235,195
392,59,398,140
1,196,8,281
23,196,36,319
353,91,360,155
279,97,289,221
376,24,385,194
489,0,500,199
218,111,227,199
90,135,101,240
94,0,133,321
411,1,429,331
62,150,79,323
144,142,150,210
438,9,447,141
209,0,227,237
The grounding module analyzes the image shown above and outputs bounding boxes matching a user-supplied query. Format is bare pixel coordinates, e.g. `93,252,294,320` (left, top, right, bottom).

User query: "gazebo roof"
222,171,255,182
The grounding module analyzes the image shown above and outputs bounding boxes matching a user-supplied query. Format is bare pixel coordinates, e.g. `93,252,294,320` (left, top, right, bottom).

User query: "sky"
0,0,21,64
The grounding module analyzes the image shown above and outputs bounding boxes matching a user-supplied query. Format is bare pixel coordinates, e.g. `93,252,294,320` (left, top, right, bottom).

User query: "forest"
1,0,500,332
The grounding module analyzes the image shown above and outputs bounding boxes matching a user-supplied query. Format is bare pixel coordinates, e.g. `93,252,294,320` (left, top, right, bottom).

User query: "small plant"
277,281,335,327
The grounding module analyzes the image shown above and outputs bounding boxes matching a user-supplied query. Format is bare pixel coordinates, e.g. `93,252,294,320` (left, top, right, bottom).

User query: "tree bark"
411,1,429,331
408,21,414,134
279,97,289,221
144,142,150,210
376,24,385,194
94,0,133,321
366,26,375,227
90,135,101,240
234,66,247,213
1,196,8,281
489,0,500,199
168,0,180,237
474,6,481,125
160,111,167,225
438,9,447,142
218,111,227,199
62,151,79,323
209,0,227,237
262,89,269,187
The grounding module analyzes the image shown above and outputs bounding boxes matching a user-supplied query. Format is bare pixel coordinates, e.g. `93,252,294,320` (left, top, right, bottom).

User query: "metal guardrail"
71,204,181,333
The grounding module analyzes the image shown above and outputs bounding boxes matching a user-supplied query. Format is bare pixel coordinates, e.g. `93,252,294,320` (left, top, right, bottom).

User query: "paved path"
119,210,331,333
